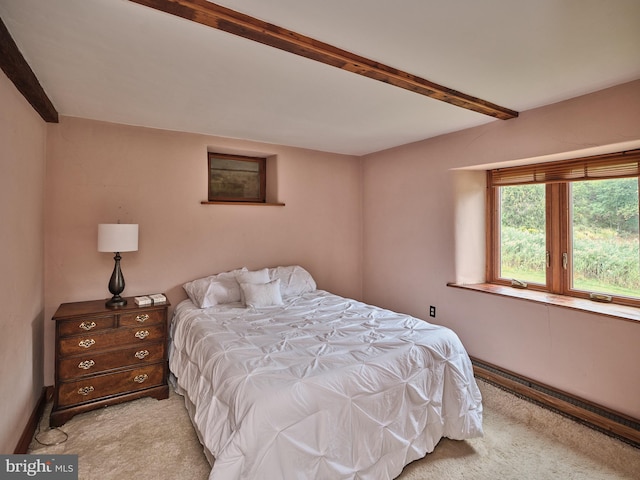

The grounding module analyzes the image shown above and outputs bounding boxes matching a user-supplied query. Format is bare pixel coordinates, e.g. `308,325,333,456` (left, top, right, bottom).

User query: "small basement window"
208,152,266,203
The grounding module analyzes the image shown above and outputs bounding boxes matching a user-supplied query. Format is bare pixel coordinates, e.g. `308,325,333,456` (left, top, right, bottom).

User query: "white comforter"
169,290,482,480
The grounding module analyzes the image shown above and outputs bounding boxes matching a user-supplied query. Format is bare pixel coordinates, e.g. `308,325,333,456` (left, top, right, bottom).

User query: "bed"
170,266,483,479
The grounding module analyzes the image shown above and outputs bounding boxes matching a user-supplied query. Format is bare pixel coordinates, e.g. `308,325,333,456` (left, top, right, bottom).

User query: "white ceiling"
1,0,639,156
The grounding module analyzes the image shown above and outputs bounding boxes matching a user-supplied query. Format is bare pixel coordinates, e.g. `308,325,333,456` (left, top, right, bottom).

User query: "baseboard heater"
470,357,640,448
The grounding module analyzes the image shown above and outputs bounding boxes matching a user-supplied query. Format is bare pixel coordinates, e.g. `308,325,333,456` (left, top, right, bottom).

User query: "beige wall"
362,80,640,417
0,71,47,453
43,117,363,384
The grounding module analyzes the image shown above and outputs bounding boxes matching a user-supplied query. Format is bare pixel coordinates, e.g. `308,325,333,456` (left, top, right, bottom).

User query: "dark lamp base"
105,296,127,308
105,252,127,308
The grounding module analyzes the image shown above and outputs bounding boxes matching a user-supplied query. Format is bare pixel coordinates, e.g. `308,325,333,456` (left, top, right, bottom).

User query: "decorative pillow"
183,268,246,308
268,265,317,298
236,268,271,304
240,279,283,308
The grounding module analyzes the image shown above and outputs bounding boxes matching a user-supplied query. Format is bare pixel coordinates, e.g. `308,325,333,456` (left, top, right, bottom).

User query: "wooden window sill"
447,282,640,323
201,201,285,206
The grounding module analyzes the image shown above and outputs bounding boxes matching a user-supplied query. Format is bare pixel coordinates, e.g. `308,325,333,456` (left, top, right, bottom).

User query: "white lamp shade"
98,224,139,252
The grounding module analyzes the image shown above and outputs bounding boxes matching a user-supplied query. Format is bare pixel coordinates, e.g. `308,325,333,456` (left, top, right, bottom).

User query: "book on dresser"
50,296,170,427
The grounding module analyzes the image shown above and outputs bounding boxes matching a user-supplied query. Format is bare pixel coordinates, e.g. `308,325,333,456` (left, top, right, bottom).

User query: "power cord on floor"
33,420,68,447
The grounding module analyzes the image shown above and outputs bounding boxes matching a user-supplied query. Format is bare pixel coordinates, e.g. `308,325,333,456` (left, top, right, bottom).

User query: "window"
487,149,640,307
208,153,266,203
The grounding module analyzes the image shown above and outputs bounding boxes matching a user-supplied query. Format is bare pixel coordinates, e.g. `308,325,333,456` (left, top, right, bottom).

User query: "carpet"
29,379,639,479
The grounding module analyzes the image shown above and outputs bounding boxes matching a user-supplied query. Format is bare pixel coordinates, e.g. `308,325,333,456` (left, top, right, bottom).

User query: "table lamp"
98,223,139,307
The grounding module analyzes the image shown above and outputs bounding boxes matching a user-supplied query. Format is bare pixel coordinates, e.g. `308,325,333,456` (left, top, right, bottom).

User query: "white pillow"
236,268,270,304
236,268,270,285
202,278,242,306
183,268,246,308
268,265,316,298
240,279,283,308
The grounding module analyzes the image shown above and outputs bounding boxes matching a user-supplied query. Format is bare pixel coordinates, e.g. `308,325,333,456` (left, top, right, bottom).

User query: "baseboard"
14,386,53,454
470,357,640,448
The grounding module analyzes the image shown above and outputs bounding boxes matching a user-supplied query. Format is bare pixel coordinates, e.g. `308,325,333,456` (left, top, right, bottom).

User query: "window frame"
207,152,266,203
486,149,640,308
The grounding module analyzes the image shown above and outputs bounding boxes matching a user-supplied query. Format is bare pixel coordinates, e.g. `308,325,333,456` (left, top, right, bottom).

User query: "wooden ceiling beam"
0,17,58,123
129,0,518,120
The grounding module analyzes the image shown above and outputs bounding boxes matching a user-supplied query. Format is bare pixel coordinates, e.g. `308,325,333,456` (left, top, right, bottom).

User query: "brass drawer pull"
134,374,148,384
78,360,95,370
78,386,94,396
135,350,150,360
134,330,149,340
136,314,150,323
78,339,95,348
79,321,96,331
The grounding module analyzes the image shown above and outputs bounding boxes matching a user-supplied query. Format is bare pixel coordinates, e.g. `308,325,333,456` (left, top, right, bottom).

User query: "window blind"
489,149,640,187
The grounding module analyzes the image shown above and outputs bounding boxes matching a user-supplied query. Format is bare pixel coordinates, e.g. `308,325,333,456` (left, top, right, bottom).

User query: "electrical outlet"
429,305,436,318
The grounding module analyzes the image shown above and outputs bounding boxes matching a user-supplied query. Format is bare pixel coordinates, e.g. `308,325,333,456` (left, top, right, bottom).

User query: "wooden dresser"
50,296,170,427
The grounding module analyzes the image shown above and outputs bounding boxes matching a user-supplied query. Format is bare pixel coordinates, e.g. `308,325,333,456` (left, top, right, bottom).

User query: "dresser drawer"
56,364,165,408
119,309,164,327
57,315,115,337
58,324,165,356
57,342,166,380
